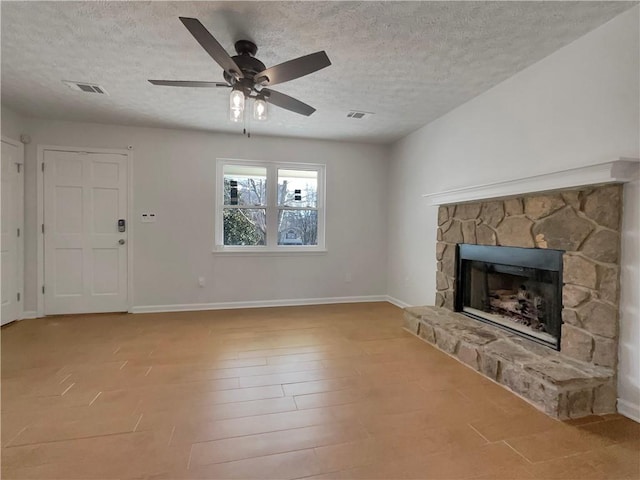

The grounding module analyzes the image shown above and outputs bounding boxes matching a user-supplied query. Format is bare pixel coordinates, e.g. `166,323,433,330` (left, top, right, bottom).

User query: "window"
215,159,325,252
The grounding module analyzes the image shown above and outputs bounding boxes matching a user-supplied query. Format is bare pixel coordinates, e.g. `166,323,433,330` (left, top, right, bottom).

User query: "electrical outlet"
198,277,206,287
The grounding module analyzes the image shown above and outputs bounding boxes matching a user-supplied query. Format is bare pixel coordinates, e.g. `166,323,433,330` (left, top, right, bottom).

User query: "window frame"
214,158,326,254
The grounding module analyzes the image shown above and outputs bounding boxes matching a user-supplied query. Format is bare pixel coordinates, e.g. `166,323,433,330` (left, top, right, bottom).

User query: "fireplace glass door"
455,245,563,349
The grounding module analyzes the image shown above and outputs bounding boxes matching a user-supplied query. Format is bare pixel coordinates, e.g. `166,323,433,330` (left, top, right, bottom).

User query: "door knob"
119,239,125,245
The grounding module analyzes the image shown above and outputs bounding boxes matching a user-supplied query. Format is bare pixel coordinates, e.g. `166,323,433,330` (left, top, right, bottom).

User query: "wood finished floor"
1,302,638,479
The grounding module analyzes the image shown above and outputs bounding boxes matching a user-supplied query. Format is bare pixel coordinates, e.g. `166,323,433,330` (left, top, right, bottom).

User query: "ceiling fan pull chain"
246,102,251,138
243,100,248,136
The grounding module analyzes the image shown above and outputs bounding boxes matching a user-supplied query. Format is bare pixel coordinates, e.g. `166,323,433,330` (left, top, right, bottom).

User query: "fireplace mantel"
423,158,639,206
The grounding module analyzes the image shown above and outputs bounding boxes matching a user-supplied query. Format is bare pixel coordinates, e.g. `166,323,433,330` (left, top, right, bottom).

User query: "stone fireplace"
403,165,638,419
436,184,622,368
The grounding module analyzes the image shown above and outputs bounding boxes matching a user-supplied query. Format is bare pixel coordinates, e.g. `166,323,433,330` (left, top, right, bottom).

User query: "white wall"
1,106,27,140
11,118,388,312
619,179,640,420
1,106,28,314
387,7,640,418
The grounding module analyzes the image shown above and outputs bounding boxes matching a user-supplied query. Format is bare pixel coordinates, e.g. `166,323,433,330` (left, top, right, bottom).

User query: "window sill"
212,247,328,257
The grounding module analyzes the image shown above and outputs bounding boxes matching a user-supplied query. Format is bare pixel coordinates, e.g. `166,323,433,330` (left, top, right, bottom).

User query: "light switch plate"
141,213,156,223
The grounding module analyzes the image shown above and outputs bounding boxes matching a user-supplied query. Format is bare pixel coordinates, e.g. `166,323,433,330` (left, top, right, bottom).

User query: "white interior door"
1,139,24,325
44,150,128,314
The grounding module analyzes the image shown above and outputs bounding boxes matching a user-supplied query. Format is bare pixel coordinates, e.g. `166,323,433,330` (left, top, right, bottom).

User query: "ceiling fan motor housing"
223,40,267,86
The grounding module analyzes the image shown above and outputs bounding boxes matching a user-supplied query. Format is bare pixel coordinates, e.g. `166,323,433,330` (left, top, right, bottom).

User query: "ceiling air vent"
346,110,374,120
63,81,108,95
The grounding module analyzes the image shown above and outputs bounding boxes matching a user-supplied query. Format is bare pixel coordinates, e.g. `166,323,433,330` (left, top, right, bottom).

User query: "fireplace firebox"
455,244,563,350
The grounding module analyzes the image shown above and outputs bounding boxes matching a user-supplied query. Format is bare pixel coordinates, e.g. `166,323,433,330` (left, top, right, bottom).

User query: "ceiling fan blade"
149,80,230,88
262,88,316,116
179,17,243,79
256,51,331,87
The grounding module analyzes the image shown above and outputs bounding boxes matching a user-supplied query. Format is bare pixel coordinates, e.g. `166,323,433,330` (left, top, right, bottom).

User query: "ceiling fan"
149,17,331,121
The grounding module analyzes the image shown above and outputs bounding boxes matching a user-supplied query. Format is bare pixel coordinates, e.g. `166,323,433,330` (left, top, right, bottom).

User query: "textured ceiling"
1,1,635,144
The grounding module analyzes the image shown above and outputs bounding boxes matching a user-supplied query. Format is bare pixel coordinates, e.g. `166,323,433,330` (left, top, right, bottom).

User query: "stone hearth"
403,306,614,419
411,183,624,419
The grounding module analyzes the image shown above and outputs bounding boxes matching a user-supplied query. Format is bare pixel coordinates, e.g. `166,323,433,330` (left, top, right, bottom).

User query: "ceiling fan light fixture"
253,95,268,121
229,85,245,123
230,107,243,123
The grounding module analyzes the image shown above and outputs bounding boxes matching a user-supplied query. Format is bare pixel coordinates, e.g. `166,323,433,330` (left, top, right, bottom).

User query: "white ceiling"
1,1,635,144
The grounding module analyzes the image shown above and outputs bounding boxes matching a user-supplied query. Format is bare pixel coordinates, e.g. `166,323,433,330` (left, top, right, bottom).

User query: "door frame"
1,136,25,323
36,145,133,317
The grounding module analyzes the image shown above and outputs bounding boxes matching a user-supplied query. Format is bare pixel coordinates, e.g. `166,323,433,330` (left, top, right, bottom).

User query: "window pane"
224,165,267,206
278,210,317,246
278,169,317,207
223,208,266,246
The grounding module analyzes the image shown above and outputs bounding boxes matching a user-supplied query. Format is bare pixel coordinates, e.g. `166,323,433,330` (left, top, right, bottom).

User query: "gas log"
487,286,546,331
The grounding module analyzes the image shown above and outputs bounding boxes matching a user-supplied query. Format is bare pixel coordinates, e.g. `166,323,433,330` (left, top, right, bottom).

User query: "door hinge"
17,228,20,237
16,163,21,173
41,162,45,172
42,286,45,294
42,224,45,234
17,292,20,302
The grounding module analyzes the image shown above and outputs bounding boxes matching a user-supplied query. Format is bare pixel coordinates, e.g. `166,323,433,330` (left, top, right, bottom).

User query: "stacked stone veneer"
411,183,623,418
436,184,622,369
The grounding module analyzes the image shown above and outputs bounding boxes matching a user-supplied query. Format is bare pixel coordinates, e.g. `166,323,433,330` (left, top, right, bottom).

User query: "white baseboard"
618,398,640,423
1,310,36,326
131,295,389,314
385,296,411,309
